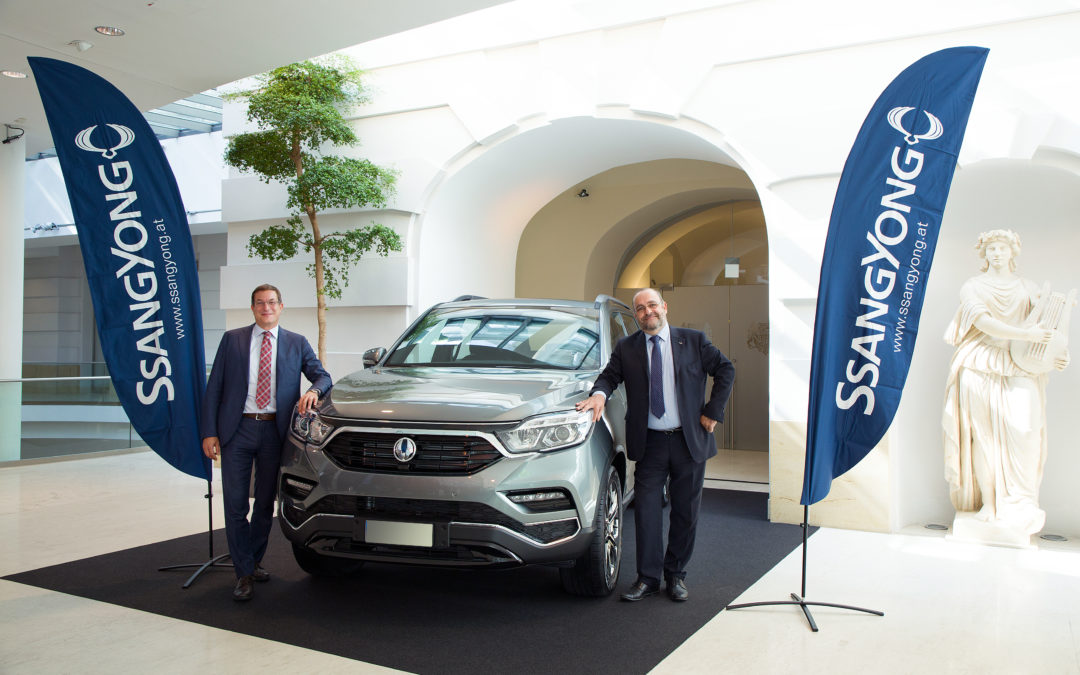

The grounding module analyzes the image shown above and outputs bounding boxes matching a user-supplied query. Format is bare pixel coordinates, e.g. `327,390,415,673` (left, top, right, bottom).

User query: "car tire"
560,464,622,596
291,544,365,577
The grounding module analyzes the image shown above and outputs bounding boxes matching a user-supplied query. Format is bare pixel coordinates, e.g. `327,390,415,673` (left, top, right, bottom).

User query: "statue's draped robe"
942,274,1047,534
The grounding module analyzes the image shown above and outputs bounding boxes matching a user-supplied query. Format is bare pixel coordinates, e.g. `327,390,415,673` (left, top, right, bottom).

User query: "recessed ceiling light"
94,25,125,36
2,70,28,79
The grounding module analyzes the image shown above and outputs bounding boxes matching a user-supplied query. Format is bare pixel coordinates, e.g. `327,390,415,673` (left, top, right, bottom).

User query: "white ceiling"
0,0,511,157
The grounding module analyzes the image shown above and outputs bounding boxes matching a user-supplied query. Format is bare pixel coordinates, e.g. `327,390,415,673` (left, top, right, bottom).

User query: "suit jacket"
591,326,734,463
200,324,332,445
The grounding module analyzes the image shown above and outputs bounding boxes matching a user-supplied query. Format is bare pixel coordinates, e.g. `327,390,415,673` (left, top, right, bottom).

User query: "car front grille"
303,494,578,545
323,432,502,475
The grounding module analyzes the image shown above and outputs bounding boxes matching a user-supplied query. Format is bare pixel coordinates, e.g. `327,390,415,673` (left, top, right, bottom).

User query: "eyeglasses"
254,300,280,308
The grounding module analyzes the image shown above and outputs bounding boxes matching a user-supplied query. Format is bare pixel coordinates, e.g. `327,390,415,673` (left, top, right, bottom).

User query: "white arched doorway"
412,116,740,310
413,113,768,487
517,159,768,486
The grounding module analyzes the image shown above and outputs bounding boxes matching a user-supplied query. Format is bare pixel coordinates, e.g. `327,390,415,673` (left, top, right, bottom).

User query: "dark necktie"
255,331,272,409
649,334,665,418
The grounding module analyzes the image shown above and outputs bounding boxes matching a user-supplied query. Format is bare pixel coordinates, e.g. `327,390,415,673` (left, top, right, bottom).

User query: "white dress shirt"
646,323,682,430
244,324,279,413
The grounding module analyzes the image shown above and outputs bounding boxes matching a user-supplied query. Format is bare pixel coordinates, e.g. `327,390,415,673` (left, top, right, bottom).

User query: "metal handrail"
0,376,113,383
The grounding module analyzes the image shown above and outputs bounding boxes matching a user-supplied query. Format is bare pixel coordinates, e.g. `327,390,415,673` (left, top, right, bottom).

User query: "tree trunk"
290,137,328,365
309,209,327,364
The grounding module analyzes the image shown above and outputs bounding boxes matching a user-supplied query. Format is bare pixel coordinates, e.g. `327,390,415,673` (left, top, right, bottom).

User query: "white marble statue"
942,229,1072,546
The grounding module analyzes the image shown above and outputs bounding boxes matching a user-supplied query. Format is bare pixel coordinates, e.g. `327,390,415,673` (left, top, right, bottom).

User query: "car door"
601,307,633,496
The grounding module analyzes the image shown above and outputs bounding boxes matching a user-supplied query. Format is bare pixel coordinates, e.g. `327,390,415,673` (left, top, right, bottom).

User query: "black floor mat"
5,489,810,674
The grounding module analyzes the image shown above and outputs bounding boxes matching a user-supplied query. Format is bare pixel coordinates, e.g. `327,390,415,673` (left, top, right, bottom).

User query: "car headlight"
291,410,333,445
497,409,593,453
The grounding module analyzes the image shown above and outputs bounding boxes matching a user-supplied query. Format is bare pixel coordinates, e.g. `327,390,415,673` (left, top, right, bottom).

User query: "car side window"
608,311,628,351
615,312,636,337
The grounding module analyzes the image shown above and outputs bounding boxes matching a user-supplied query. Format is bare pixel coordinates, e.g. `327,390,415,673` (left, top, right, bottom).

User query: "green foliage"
225,60,364,153
224,57,401,304
245,218,306,261
246,219,402,299
288,156,397,213
223,130,294,182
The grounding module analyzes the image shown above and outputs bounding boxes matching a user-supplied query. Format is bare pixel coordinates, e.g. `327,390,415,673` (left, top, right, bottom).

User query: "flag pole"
158,479,231,588
725,504,883,632
728,45,988,632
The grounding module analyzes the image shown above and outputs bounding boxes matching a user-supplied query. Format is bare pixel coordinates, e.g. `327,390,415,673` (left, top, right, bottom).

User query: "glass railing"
2,363,143,462
21,375,121,406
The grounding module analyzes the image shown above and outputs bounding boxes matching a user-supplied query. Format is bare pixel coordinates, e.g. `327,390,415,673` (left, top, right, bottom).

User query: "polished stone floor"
3,450,1079,673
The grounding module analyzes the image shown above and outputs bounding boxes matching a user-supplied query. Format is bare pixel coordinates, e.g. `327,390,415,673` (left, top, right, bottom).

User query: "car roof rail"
593,294,630,310
450,294,488,302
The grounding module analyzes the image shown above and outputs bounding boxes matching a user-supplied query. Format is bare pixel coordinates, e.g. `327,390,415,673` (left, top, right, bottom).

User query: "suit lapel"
275,328,287,371
274,329,289,408
669,326,687,386
633,331,649,385
239,324,254,366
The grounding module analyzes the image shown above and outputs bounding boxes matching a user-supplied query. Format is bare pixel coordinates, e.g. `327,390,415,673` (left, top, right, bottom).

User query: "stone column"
0,133,26,461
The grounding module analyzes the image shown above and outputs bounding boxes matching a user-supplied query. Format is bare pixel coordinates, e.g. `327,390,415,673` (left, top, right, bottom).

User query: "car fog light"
283,475,316,499
505,488,573,512
508,491,565,504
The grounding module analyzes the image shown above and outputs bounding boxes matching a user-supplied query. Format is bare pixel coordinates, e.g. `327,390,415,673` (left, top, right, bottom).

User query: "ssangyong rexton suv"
279,295,640,596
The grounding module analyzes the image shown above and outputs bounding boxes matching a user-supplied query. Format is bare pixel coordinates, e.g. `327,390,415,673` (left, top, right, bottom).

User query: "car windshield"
385,305,602,369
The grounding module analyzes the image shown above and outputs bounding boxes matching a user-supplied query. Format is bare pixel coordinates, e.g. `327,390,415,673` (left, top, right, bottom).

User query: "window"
386,306,601,369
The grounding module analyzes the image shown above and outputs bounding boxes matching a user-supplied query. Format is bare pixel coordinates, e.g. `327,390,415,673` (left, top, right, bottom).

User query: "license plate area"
360,520,434,548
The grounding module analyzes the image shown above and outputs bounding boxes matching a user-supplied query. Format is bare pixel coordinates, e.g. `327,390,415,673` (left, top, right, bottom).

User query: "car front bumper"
278,423,615,568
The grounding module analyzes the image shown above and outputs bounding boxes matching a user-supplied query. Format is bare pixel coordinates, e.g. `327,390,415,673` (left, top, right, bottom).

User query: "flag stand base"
158,479,232,588
725,504,883,632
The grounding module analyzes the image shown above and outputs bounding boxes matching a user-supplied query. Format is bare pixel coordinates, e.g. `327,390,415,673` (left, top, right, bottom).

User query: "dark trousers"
221,417,282,578
633,428,706,586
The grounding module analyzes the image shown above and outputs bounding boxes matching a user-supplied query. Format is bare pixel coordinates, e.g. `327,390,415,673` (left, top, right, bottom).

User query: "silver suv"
278,296,638,596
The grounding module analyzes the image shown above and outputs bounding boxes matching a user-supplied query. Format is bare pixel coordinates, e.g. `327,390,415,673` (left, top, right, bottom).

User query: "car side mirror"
362,347,386,368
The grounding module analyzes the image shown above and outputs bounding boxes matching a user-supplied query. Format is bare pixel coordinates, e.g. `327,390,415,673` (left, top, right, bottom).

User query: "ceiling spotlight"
2,70,28,79
577,188,589,198
94,25,126,36
68,40,94,52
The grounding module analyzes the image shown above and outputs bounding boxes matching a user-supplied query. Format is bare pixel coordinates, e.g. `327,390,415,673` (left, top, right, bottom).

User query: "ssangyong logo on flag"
29,56,209,480
886,107,943,145
74,124,136,158
802,47,989,506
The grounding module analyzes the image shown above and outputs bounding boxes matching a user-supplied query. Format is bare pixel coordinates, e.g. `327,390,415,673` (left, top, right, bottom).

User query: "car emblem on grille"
393,437,417,463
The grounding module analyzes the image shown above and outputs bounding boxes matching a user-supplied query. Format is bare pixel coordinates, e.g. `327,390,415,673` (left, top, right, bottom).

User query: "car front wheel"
560,464,622,596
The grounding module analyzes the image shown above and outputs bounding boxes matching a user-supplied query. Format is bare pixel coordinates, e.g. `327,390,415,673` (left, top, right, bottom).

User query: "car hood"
321,366,597,425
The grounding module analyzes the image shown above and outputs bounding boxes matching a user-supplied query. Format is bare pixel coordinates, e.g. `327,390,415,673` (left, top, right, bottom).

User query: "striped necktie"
649,334,665,418
255,331,272,409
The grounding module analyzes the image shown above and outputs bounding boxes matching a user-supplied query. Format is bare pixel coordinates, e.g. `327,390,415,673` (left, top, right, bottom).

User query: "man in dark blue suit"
577,288,734,602
201,284,331,601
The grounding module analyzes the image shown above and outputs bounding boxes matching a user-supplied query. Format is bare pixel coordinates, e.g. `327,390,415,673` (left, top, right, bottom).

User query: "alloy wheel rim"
604,478,621,581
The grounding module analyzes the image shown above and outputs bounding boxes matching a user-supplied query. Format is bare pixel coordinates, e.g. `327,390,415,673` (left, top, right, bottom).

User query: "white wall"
199,0,1080,533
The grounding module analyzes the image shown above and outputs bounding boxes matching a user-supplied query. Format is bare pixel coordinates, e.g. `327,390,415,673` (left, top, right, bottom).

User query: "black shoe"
232,575,254,601
252,565,270,583
667,577,688,602
620,579,660,602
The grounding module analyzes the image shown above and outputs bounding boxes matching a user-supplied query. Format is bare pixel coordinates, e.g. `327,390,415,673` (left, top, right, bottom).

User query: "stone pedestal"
947,511,1037,550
